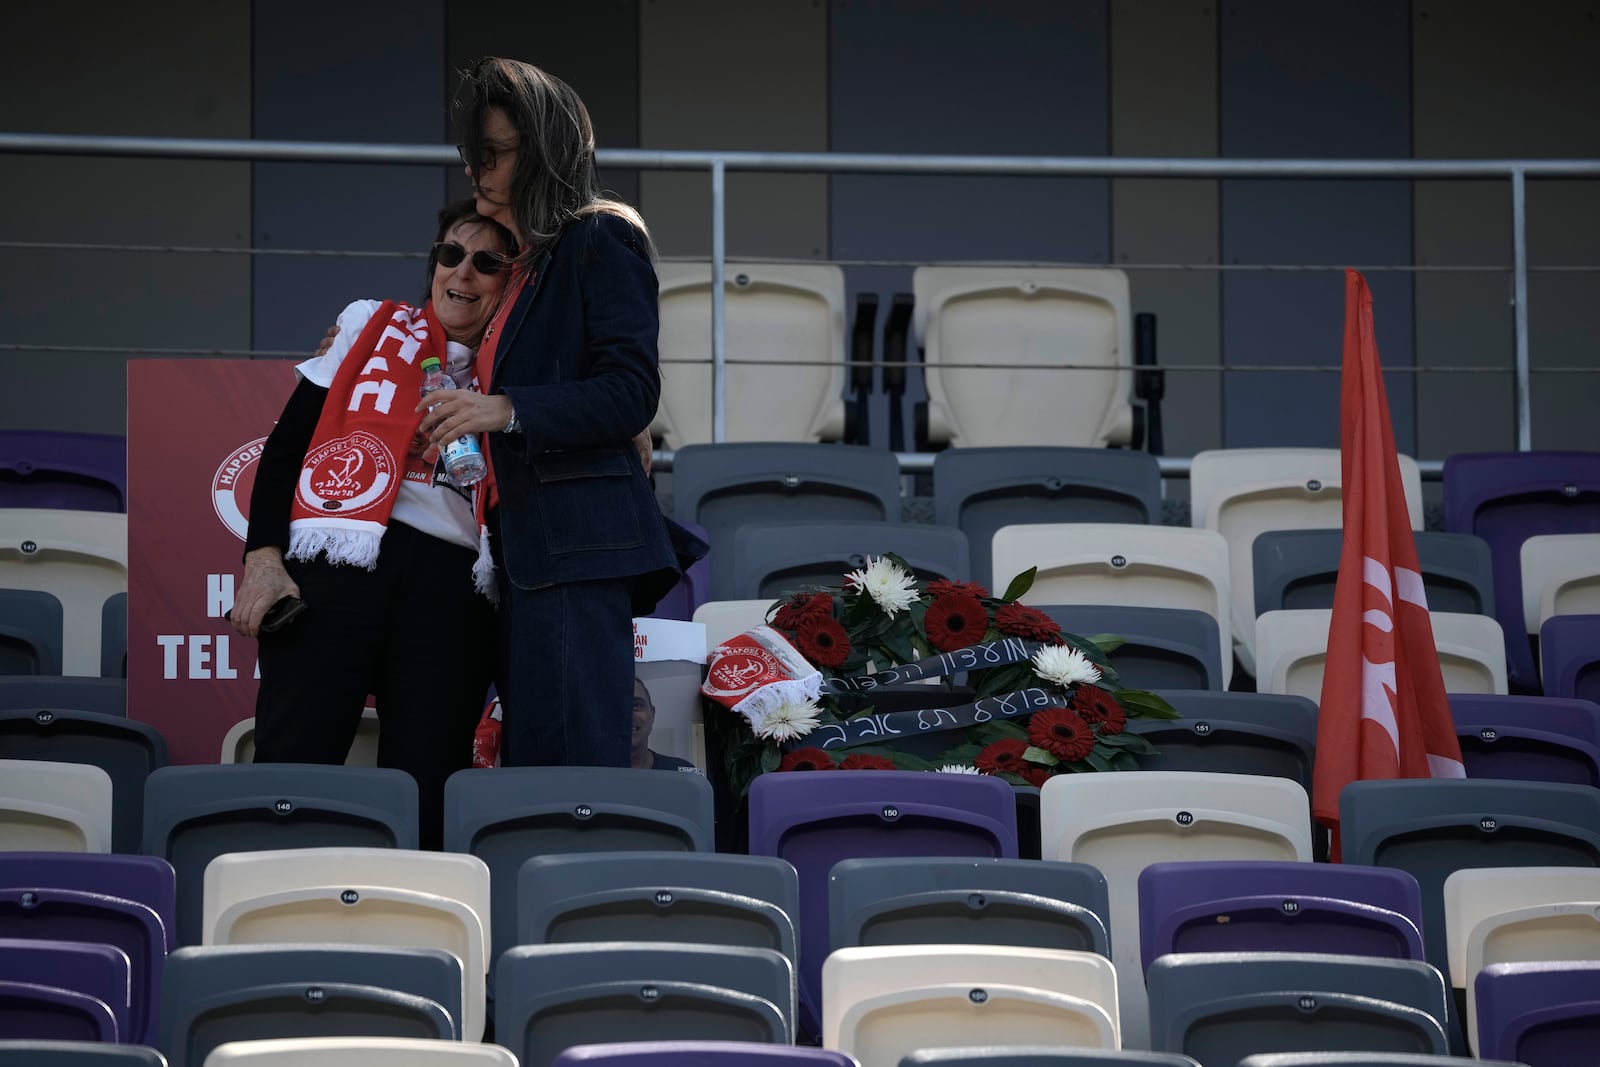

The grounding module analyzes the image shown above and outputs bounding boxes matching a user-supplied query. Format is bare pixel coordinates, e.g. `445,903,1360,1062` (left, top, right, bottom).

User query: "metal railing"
5,131,1599,456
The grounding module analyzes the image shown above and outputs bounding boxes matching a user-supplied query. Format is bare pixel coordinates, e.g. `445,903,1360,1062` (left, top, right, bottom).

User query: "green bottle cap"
420,356,442,371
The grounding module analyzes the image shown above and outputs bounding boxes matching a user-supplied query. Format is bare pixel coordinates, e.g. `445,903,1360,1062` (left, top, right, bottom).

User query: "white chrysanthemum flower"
844,556,919,616
753,696,823,742
937,763,980,774
1032,644,1102,688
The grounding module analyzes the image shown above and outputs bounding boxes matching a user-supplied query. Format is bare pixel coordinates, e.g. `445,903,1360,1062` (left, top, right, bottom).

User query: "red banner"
127,360,296,765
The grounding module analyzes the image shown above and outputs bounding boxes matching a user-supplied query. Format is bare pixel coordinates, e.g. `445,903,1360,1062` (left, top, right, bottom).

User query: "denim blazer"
487,212,681,609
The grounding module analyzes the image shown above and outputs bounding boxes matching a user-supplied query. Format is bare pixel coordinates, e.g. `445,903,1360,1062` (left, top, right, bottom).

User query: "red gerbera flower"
772,592,834,631
928,579,992,600
778,747,837,772
794,613,851,668
1072,684,1126,735
995,602,1064,643
1027,706,1096,762
974,738,1029,775
1018,764,1052,788
924,593,991,652
839,752,897,770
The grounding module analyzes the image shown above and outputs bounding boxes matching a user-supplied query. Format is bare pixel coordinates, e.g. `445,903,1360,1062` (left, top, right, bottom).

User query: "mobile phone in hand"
224,595,307,634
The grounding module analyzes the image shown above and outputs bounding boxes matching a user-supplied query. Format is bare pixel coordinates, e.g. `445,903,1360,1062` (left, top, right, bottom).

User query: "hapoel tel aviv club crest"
296,430,396,515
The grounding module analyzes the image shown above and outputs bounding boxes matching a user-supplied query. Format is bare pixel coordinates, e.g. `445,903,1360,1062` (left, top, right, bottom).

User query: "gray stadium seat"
158,944,461,1067
495,942,794,1067
731,520,969,601
1038,605,1224,691
0,588,64,674
900,1051,1202,1066
141,765,419,946
1147,952,1450,1063
100,592,126,679
0,677,126,717
444,767,716,968
518,851,798,968
932,447,1162,590
1131,690,1319,792
829,856,1110,959
1237,1054,1525,1066
0,1041,167,1065
1253,530,1495,618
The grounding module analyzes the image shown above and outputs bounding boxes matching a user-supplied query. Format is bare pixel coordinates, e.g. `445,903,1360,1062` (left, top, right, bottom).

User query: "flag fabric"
1314,269,1465,855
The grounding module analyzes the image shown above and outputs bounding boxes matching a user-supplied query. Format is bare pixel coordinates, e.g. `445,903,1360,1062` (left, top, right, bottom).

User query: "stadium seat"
1442,865,1600,1054
0,1041,167,1065
0,982,119,1044
1518,532,1600,635
1473,959,1600,1066
1190,447,1424,678
100,592,126,679
0,430,127,513
931,446,1162,590
444,766,715,969
1037,606,1224,691
748,770,1018,1043
0,938,131,1043
828,856,1111,960
993,524,1232,688
731,520,969,600
670,442,902,602
899,1052,1202,1066
0,509,127,676
495,942,794,1065
691,599,780,650
1448,694,1600,787
555,1042,854,1065
1128,691,1318,792
200,1037,517,1065
1236,1054,1524,1067
159,944,462,1067
1442,450,1600,693
1538,613,1600,702
1147,953,1450,1062
1253,529,1494,618
518,851,798,968
1137,860,1425,975
1254,609,1508,700
0,707,167,852
909,266,1135,450
141,765,420,946
0,676,126,717
217,708,380,766
0,758,113,852
1039,770,1314,1049
653,261,864,448
0,853,173,1045
200,847,492,1041
0,588,63,674
823,944,1120,1063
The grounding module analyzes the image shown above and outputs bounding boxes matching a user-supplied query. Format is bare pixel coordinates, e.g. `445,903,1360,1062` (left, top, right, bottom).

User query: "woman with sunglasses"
231,198,517,849
415,57,703,770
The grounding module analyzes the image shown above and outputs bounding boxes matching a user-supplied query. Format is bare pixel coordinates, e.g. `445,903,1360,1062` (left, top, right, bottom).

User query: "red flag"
1314,270,1465,856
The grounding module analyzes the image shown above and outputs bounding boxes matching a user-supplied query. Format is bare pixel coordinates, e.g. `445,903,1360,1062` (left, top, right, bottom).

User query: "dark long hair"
454,57,652,261
422,198,518,303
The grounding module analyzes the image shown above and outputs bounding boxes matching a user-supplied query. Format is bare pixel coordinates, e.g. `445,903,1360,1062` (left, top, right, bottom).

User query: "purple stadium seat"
1137,861,1426,975
649,519,712,621
0,431,126,514
0,855,175,952
1538,614,1600,704
1449,693,1600,787
0,980,120,1043
0,940,130,1043
1442,451,1600,692
554,1041,859,1065
1475,959,1600,1066
747,769,1017,1042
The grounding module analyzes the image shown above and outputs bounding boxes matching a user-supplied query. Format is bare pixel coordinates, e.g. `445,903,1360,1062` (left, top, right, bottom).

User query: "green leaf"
1116,688,1182,720
1084,749,1115,772
1109,750,1141,771
1000,566,1037,603
940,742,985,766
975,719,1030,743
759,745,782,772
876,627,919,668
1098,731,1158,755
1022,745,1059,766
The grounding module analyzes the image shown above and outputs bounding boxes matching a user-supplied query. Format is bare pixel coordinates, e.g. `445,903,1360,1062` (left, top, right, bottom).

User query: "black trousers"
253,520,496,849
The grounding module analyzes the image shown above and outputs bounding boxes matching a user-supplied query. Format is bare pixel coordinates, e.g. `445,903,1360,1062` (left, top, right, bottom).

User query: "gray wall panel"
640,0,828,259
251,0,447,356
445,1,641,210
0,4,252,433
1413,0,1600,456
1111,0,1219,461
1220,0,1414,452
830,0,1111,448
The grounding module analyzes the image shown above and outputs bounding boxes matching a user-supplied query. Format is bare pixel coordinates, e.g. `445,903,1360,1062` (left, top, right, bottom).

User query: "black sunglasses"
456,142,516,170
434,241,510,276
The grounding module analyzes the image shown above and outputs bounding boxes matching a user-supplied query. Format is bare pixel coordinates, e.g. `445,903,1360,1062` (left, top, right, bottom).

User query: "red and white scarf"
288,300,495,597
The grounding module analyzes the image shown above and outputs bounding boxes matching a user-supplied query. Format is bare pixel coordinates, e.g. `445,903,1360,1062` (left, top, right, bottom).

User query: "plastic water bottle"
419,356,487,487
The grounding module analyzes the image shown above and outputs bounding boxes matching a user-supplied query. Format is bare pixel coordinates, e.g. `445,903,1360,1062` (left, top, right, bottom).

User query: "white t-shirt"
296,299,479,552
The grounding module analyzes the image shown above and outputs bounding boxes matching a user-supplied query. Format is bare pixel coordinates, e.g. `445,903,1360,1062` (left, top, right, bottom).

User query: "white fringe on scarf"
287,527,381,570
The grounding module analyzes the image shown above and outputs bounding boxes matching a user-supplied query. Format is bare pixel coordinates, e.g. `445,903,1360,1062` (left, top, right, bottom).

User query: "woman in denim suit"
418,57,700,768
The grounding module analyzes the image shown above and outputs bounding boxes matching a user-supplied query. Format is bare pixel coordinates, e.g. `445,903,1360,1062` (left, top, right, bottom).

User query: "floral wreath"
702,554,1179,800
